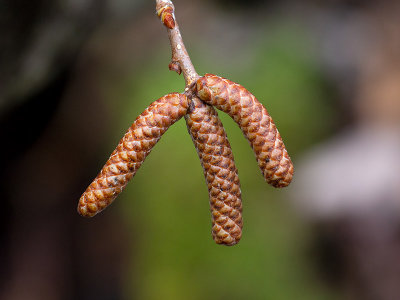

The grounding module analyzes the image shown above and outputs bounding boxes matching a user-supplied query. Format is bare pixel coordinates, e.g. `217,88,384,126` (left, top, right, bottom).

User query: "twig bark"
156,0,199,88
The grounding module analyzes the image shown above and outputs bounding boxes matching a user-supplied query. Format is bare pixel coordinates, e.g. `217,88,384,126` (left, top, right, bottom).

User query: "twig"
156,0,244,246
156,0,199,88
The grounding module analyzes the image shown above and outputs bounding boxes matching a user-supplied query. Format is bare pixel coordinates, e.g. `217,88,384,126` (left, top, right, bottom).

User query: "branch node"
169,61,182,75
156,0,198,87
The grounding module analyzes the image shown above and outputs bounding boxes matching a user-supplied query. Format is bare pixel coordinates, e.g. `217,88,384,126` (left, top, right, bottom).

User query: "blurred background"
1,0,399,299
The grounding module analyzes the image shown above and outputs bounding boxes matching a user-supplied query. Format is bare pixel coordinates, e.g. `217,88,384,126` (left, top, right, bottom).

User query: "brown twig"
156,0,199,87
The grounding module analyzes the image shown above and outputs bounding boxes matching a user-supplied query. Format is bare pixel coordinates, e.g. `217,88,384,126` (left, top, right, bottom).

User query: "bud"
156,1,176,29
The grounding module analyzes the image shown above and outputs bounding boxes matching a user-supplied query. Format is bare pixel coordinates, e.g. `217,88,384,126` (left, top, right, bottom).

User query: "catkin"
185,96,242,245
78,93,189,217
196,74,293,188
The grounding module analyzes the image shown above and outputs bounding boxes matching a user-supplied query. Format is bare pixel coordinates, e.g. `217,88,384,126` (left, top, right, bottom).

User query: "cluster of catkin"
78,0,293,246
77,74,294,246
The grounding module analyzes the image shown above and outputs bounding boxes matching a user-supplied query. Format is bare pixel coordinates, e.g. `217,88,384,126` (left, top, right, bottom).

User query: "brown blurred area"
1,0,399,299
0,1,147,299
290,1,400,300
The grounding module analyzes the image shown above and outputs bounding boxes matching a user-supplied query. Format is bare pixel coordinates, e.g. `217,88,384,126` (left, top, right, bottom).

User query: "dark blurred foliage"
1,0,399,299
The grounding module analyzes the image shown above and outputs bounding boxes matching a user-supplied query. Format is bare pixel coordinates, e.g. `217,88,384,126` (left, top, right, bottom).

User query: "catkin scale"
185,96,242,245
78,93,189,217
196,74,294,188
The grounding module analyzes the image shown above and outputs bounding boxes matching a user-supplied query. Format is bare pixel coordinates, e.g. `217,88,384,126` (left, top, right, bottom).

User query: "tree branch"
156,0,199,88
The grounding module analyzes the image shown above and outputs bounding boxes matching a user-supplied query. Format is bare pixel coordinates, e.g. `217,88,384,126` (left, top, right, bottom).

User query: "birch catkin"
78,0,295,246
78,93,189,217
185,96,242,245
196,74,294,188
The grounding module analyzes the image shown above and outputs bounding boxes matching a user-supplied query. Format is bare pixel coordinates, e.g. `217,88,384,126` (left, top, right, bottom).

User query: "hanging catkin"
78,0,295,246
78,93,189,217
185,96,242,245
196,74,294,188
